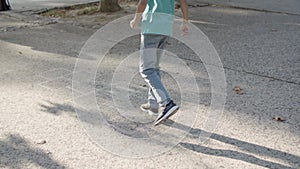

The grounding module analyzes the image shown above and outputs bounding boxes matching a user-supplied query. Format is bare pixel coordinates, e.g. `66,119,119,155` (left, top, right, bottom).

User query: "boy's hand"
130,18,139,29
131,0,147,29
179,0,189,35
181,20,189,35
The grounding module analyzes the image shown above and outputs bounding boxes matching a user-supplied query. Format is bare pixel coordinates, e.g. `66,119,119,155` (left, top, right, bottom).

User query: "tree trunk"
0,0,10,11
100,0,121,12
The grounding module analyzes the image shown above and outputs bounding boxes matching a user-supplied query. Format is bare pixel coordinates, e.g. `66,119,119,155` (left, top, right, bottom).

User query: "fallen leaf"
233,86,245,95
233,86,241,92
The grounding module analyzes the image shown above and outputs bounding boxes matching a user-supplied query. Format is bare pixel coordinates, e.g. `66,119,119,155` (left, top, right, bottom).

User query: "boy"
130,0,189,125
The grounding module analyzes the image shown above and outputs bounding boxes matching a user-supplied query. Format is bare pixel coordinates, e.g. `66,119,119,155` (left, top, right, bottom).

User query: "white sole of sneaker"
147,110,158,116
154,106,179,126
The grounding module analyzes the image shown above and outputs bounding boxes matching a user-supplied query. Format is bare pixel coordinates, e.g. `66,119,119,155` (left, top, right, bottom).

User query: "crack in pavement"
180,57,300,86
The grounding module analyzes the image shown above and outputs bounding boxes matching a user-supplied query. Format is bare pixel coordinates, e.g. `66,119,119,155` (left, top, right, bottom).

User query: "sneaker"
154,100,179,126
140,103,158,115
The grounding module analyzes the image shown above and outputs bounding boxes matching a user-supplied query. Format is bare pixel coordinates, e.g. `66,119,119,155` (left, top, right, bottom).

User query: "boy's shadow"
38,101,299,169
164,120,300,169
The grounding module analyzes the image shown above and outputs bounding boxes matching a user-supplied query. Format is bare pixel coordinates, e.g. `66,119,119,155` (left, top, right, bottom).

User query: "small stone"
271,29,278,32
273,116,286,122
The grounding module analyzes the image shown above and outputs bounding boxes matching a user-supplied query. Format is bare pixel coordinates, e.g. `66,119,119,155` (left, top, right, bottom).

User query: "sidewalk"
9,0,97,11
0,1,299,169
190,0,300,15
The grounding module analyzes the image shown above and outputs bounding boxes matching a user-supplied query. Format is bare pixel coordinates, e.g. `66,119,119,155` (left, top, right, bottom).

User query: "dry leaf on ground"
233,86,244,95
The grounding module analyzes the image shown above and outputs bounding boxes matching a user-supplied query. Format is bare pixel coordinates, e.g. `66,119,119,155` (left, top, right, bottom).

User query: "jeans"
139,34,171,107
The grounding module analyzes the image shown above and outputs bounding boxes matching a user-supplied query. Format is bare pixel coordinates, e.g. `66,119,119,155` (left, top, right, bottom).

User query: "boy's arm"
179,0,189,22
179,0,189,34
130,0,148,29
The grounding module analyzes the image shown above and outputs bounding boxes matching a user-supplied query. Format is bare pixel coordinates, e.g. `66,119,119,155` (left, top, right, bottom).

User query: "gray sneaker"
140,103,159,115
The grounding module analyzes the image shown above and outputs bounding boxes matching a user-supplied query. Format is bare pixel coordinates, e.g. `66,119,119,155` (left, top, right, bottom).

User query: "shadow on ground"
39,101,300,169
164,120,300,169
0,134,65,169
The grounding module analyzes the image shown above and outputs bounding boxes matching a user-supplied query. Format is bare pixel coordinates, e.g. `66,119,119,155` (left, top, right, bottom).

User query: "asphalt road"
0,1,299,168
8,0,300,15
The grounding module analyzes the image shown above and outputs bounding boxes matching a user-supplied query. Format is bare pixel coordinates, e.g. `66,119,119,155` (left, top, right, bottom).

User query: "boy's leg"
148,88,158,108
140,34,170,106
156,36,169,69
140,34,179,125
139,88,159,115
148,35,169,107
147,68,161,109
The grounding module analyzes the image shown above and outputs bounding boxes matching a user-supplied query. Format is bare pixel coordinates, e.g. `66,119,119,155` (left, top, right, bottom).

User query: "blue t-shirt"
142,0,175,36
